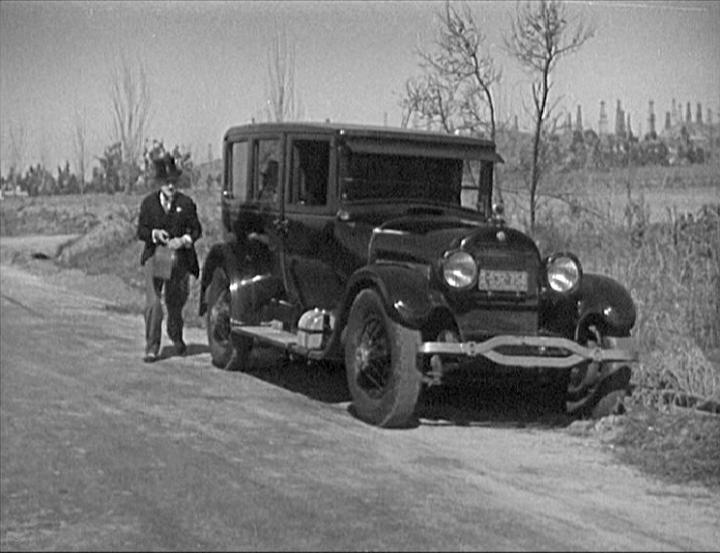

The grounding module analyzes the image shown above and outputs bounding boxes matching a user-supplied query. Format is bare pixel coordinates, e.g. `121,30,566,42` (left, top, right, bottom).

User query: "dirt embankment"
0,191,222,325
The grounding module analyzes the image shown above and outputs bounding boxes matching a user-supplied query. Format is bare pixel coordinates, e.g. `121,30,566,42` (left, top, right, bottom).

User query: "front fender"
541,273,636,338
576,273,637,337
344,263,447,329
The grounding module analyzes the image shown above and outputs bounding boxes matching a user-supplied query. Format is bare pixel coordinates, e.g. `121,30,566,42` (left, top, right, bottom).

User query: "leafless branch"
109,53,152,193
265,30,303,122
504,0,594,229
401,1,500,140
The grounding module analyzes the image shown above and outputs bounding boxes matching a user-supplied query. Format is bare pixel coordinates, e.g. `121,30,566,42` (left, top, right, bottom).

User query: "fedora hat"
151,152,182,183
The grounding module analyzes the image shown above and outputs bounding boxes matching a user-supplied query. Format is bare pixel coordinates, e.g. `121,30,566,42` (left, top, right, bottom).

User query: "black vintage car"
199,122,638,428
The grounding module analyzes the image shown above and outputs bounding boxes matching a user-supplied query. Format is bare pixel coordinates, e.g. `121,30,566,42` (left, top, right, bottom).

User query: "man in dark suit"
137,151,202,362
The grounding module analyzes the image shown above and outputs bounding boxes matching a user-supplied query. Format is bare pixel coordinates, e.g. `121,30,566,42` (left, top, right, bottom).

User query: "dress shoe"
173,341,187,356
143,351,159,363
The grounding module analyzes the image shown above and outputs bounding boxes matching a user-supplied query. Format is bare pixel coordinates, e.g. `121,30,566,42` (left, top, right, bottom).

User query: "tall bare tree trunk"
73,109,88,194
110,54,152,193
505,0,594,231
8,123,27,181
264,31,303,122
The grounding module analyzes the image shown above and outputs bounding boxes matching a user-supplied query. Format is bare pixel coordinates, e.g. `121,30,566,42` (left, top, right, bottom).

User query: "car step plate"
233,324,298,347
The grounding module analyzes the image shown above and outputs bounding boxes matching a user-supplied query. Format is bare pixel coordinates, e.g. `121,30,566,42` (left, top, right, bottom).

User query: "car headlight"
545,253,582,293
442,251,477,289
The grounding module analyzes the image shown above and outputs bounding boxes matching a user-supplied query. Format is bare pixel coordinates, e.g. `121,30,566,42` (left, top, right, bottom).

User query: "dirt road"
1,236,718,551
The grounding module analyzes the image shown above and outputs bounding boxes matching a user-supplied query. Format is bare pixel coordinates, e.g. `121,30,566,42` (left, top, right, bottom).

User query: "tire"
344,289,423,428
206,268,252,371
591,389,627,418
566,323,632,418
566,362,631,418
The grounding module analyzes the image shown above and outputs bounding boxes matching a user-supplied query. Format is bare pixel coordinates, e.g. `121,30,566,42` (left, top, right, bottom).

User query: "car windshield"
343,152,493,214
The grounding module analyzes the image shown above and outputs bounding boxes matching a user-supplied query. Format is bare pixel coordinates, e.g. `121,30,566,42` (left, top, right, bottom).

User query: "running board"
231,322,325,360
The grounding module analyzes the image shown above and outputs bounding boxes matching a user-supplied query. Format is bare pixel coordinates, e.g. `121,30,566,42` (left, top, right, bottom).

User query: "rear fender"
199,240,281,321
199,243,243,316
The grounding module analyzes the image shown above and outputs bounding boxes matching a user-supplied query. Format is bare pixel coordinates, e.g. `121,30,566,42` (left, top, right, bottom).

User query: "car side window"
253,139,280,206
230,141,249,200
289,139,330,206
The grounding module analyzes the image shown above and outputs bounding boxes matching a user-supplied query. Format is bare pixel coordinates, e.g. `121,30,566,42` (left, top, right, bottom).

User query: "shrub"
531,193,720,408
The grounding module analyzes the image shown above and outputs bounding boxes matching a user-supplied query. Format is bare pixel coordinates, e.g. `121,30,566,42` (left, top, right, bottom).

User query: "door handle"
273,218,289,235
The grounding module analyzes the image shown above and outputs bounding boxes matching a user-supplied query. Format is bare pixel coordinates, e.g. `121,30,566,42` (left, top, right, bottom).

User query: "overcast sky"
1,0,718,174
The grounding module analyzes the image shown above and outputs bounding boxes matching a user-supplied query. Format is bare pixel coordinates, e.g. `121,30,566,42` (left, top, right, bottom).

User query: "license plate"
478,269,527,292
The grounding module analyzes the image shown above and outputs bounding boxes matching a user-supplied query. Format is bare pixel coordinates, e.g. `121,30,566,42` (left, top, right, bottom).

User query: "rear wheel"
344,289,423,428
206,268,252,371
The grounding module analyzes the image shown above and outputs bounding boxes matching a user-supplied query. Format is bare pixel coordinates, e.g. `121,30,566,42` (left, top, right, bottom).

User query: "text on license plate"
478,269,527,292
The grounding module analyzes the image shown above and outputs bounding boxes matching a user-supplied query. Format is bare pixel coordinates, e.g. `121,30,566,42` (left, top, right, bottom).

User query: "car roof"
224,121,497,150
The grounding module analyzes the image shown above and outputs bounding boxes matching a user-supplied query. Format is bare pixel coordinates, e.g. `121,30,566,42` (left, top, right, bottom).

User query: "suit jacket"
137,190,202,278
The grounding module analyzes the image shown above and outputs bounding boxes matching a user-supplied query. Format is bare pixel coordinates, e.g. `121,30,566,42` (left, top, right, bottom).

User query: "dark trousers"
144,261,189,355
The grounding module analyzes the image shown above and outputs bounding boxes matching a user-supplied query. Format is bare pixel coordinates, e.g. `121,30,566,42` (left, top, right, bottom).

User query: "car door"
279,134,344,311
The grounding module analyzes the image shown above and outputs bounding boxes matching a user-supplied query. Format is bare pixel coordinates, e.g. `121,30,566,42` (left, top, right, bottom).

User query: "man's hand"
167,234,193,250
167,237,185,250
152,229,170,244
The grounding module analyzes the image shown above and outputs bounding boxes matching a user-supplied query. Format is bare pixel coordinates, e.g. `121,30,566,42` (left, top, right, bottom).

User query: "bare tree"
401,73,461,133
7,123,27,178
110,53,152,193
505,0,594,230
264,31,303,122
72,108,89,193
400,1,501,140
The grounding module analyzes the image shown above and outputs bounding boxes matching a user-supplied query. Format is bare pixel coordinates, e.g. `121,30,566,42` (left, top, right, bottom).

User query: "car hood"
369,215,540,265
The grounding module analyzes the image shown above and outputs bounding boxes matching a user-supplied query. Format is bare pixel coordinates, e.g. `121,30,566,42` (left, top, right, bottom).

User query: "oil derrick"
615,100,626,138
647,100,656,138
599,101,609,135
576,105,583,132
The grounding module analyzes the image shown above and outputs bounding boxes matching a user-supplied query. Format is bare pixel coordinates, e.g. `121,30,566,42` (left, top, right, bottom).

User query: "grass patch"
609,401,720,490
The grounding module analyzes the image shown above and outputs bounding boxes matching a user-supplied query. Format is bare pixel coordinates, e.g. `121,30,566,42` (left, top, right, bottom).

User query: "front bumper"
417,335,638,369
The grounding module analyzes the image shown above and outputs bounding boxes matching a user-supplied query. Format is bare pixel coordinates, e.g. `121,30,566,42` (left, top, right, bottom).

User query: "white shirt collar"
160,192,172,212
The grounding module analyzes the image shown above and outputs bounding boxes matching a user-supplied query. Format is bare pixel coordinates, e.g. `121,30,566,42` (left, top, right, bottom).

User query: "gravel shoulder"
0,234,144,312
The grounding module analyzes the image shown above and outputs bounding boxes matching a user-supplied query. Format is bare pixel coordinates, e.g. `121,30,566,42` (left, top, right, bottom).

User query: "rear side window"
229,141,249,200
289,139,330,206
253,138,281,206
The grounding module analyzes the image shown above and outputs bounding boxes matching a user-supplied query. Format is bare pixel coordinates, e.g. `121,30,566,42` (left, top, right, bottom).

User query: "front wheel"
206,268,252,371
344,289,423,428
566,324,631,418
